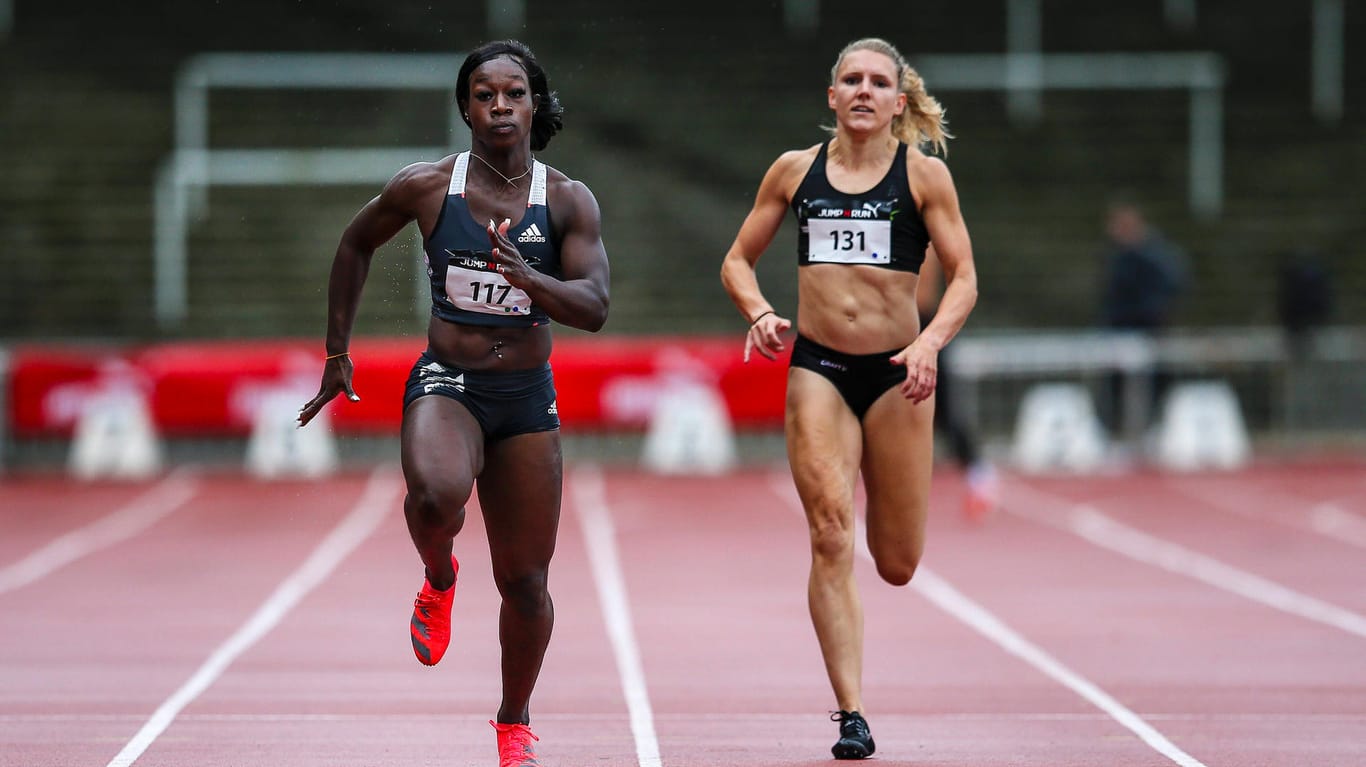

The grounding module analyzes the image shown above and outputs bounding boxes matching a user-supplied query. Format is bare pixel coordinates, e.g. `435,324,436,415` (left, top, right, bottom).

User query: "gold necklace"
469,152,532,187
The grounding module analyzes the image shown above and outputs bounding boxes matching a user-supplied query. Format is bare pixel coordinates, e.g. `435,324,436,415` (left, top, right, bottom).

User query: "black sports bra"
791,141,929,274
423,152,561,328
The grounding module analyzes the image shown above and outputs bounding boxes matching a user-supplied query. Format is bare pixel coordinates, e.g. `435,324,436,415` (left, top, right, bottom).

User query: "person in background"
720,37,979,760
1097,198,1188,433
917,245,997,522
1276,249,1333,358
297,40,609,767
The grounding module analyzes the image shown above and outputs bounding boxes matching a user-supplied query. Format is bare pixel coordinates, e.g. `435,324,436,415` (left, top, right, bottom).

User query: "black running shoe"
831,710,875,759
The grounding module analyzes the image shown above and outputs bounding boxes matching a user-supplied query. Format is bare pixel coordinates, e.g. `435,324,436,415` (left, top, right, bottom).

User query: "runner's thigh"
860,390,934,568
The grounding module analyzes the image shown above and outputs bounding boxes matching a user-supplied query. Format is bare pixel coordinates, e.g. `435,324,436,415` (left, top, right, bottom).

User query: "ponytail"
894,64,952,155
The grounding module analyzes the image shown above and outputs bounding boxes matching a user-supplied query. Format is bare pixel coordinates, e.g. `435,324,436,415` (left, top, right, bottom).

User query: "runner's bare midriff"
796,264,921,353
426,317,553,371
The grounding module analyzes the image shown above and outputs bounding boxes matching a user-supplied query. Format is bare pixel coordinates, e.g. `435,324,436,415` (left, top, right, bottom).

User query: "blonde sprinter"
720,38,978,759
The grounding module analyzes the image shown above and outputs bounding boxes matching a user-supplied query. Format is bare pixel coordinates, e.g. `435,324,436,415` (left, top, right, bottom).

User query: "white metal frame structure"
155,52,466,329
911,52,1227,219
947,325,1366,449
782,0,1352,215
1001,0,1344,124
1312,0,1346,124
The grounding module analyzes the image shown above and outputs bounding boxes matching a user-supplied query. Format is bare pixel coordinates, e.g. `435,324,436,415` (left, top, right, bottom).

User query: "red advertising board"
6,336,789,438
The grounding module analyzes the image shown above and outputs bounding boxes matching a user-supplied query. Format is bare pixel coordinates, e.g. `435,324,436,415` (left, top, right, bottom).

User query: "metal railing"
911,52,1227,219
155,52,467,330
947,325,1366,447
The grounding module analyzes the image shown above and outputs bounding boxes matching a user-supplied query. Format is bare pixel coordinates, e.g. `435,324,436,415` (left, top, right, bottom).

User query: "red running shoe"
962,462,1000,524
410,555,458,666
491,720,541,767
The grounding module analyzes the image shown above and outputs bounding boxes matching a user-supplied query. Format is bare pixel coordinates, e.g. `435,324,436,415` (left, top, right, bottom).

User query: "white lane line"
570,466,663,767
11,711,1366,724
911,570,1208,767
1006,481,1366,640
767,472,1208,767
104,467,403,767
0,472,199,595
1309,503,1366,549
1168,478,1366,550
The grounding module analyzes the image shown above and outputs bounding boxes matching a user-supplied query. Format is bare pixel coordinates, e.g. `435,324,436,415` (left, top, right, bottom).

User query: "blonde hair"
829,38,953,156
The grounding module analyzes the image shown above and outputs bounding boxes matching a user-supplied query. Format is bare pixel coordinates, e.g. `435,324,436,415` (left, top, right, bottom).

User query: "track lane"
0,475,189,575
0,472,384,766
115,467,638,767
994,471,1366,765
596,468,1194,766
5,460,1365,766
1020,470,1366,612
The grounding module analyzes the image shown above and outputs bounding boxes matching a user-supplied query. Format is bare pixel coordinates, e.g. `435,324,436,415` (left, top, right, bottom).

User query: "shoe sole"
832,742,873,759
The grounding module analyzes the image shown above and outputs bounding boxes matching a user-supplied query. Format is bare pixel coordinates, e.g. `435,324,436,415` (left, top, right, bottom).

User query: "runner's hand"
745,312,792,362
890,341,938,404
298,355,360,427
486,218,538,287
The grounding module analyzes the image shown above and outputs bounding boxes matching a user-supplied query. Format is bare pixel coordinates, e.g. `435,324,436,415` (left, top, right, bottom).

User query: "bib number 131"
830,230,865,251
808,219,892,265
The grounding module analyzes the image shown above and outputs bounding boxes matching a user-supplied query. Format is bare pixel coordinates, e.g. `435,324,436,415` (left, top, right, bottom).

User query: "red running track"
1,459,1364,766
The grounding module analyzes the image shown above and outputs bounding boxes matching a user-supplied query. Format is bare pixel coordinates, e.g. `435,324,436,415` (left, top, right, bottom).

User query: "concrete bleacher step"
0,0,1362,341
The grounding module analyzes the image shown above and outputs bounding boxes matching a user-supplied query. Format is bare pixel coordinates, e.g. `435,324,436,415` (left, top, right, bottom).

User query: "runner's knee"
404,475,471,528
493,566,551,612
807,502,855,564
873,553,920,586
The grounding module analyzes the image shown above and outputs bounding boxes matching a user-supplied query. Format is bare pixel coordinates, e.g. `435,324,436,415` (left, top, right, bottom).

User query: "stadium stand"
1,0,1363,461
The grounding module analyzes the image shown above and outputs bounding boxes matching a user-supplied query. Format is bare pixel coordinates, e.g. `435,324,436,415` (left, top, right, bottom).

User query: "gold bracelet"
325,351,350,360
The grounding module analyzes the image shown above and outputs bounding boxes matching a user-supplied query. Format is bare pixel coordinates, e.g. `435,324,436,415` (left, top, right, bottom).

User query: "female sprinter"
298,39,609,767
719,37,978,759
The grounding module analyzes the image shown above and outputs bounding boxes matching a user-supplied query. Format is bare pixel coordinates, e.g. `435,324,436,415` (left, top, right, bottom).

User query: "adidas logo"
517,223,547,243
421,372,465,394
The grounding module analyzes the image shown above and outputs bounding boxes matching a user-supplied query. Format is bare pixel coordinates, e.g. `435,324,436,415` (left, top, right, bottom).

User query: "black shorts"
789,334,906,420
403,351,560,442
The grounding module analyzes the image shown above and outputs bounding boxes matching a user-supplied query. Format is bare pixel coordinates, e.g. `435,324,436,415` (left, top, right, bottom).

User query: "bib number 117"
470,282,512,305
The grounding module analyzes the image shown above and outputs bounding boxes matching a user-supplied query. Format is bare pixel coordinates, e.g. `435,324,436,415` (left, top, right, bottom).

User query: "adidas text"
518,223,548,243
